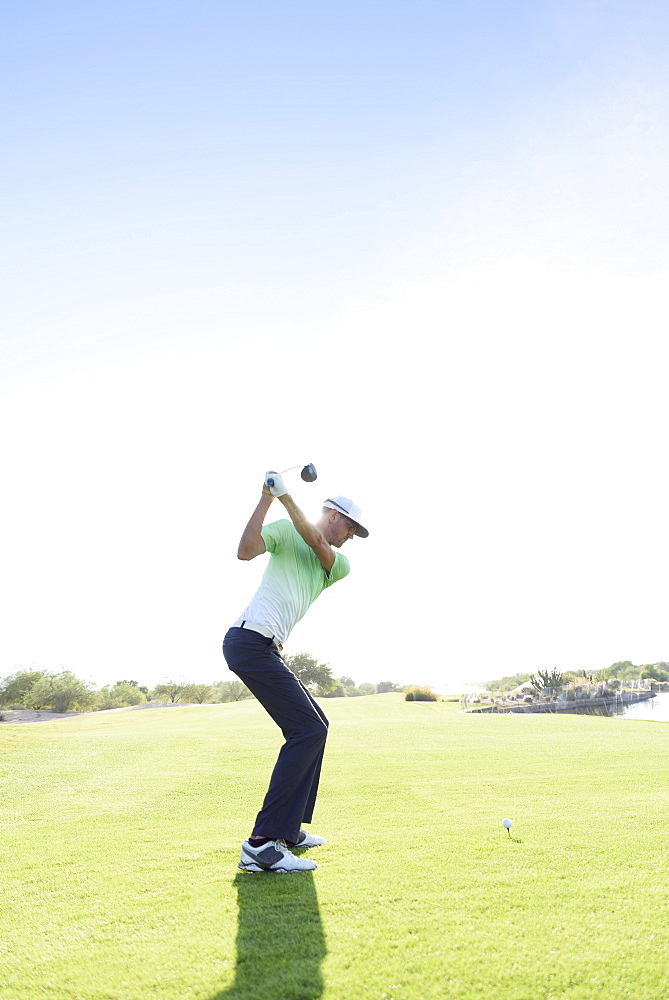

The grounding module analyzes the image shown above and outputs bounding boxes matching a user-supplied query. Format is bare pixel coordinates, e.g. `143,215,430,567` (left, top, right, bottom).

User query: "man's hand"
264,470,288,498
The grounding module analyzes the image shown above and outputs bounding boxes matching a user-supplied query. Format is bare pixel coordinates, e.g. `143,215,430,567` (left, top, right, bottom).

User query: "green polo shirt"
237,519,350,645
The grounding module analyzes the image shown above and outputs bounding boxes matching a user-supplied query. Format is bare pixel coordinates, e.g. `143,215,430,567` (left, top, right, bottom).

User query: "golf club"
266,463,317,488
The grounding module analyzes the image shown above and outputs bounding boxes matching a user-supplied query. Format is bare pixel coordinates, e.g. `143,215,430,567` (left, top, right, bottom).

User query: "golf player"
222,470,368,873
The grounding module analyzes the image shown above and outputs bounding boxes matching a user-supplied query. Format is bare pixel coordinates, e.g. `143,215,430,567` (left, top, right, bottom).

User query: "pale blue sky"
2,1,668,690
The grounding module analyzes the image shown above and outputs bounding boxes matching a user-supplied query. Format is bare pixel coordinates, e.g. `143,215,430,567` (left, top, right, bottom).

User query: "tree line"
0,655,403,715
485,660,669,693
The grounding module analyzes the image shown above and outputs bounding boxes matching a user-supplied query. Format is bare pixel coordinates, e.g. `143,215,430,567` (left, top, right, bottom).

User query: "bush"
0,670,47,707
641,666,669,682
152,681,186,703
181,684,214,704
98,681,148,710
320,682,347,698
211,680,253,703
599,661,639,682
24,671,97,713
357,683,377,696
404,686,438,702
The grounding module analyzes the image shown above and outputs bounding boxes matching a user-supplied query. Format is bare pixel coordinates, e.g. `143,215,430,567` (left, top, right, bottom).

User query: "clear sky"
2,1,668,693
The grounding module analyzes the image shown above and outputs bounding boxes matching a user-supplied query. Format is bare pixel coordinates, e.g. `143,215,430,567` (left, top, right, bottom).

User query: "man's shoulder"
263,518,292,533
261,518,294,551
329,550,350,582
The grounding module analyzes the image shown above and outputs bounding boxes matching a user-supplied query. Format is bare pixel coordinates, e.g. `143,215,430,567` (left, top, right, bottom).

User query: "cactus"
529,669,564,692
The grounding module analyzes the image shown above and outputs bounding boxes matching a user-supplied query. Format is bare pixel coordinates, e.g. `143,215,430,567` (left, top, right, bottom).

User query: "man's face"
330,511,357,548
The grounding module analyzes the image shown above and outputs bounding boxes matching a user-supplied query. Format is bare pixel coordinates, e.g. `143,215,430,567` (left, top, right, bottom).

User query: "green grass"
2,695,669,1000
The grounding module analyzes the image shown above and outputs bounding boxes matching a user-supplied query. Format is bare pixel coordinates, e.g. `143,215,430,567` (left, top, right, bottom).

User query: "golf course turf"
2,694,668,999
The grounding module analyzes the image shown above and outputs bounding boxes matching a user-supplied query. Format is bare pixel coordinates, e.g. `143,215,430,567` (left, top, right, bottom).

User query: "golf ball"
502,818,512,829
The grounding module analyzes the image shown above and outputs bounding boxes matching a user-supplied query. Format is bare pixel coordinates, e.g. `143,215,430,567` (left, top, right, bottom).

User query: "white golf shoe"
292,830,327,848
238,839,318,873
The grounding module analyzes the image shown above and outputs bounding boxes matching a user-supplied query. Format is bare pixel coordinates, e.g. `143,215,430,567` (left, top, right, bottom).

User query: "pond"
615,691,669,721
462,691,669,718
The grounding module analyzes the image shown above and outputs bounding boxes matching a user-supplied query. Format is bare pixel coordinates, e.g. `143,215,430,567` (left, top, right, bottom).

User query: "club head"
301,463,317,482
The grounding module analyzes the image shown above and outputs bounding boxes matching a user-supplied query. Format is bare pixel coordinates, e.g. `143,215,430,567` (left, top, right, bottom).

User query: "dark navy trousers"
222,626,329,844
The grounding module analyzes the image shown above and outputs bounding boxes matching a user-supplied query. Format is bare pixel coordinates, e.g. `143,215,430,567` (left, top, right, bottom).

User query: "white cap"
323,497,369,538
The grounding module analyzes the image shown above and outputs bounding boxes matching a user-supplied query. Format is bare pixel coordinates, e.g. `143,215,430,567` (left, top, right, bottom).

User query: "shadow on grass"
212,870,326,1000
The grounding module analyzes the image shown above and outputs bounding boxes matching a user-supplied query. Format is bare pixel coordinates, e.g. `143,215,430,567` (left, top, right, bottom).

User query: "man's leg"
298,683,329,827
223,628,329,844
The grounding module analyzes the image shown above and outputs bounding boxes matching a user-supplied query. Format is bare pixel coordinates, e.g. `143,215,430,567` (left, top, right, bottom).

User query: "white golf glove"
264,470,288,498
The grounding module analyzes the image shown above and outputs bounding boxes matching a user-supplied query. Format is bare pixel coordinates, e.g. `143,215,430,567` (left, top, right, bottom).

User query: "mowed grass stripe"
1,696,668,1000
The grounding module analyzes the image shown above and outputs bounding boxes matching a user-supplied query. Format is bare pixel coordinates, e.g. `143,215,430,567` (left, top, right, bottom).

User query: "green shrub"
181,684,214,704
404,686,438,702
24,671,97,713
641,666,669,682
0,670,47,706
210,680,253,703
98,681,148,710
357,683,377,696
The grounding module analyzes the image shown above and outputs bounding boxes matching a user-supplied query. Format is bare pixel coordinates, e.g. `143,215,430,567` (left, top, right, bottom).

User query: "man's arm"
237,491,273,560
278,494,335,573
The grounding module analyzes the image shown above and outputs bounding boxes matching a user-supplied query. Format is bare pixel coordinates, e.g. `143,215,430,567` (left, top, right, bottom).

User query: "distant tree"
227,680,252,702
599,661,638,681
24,671,96,713
331,675,362,696
22,675,53,710
357,683,376,696
376,681,402,693
0,669,46,706
97,686,114,710
212,680,253,703
98,681,147,710
152,681,185,703
641,666,669,682
321,681,347,698
484,673,532,693
284,654,336,695
182,683,213,704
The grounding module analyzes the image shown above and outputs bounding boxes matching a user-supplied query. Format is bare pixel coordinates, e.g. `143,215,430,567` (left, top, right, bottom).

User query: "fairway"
2,695,669,1000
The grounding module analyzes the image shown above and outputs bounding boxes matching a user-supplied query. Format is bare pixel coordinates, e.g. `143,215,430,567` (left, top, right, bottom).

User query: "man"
222,470,368,874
